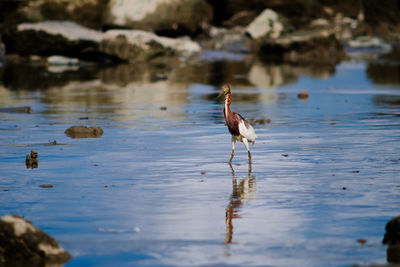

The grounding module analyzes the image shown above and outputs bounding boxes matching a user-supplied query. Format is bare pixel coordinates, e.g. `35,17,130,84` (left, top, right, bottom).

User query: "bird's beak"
217,87,229,98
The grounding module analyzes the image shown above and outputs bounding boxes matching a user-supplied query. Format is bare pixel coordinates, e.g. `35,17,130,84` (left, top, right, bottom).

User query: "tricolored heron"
219,84,257,167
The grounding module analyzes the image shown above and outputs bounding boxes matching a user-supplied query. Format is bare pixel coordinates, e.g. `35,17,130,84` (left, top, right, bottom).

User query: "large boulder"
15,0,109,29
0,215,71,266
245,9,288,39
108,0,213,36
5,21,103,60
252,27,346,64
100,30,201,62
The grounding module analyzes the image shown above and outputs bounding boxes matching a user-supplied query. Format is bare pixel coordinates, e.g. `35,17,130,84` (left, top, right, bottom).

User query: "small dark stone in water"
160,106,167,111
330,122,336,125
352,170,360,173
282,154,289,157
65,125,103,138
26,150,38,169
249,118,271,125
40,184,53,188
79,117,89,120
298,90,309,100
0,106,32,113
357,238,367,244
342,187,347,190
201,171,206,175
104,185,108,188
94,164,99,167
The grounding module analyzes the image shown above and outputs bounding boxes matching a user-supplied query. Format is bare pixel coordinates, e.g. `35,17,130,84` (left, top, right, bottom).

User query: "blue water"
0,59,399,266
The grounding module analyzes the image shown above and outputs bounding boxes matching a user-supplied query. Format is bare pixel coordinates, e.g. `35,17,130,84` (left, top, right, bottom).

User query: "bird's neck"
224,93,232,117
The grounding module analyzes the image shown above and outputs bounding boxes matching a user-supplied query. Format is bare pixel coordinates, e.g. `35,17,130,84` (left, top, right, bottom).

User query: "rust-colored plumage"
219,84,257,166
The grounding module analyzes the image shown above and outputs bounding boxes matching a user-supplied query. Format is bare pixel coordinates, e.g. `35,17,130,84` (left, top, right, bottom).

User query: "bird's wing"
239,118,257,142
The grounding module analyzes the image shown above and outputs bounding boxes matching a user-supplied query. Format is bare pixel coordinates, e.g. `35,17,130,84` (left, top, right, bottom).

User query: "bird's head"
218,84,231,98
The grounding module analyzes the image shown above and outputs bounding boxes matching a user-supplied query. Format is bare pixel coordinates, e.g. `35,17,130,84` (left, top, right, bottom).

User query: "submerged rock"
0,215,71,266
65,125,103,138
100,30,201,62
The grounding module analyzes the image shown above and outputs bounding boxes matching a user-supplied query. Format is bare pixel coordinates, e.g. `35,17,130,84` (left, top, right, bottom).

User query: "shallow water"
1,55,400,266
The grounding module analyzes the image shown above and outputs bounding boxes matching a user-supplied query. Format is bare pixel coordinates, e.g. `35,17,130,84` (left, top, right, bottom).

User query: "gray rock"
0,215,71,266
7,21,102,59
108,0,213,36
245,9,288,39
252,28,346,64
100,30,201,62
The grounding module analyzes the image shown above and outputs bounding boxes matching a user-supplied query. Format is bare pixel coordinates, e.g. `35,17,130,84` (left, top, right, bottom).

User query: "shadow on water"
225,164,256,252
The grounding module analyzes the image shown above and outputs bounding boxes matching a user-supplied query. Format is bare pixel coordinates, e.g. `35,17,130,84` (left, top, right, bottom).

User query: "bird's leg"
243,138,252,171
229,136,235,164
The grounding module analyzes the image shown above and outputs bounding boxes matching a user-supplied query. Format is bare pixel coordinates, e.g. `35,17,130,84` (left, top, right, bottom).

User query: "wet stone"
0,106,32,113
0,215,71,266
40,184,53,188
248,118,271,125
26,150,38,169
298,90,309,100
383,216,400,263
65,125,103,138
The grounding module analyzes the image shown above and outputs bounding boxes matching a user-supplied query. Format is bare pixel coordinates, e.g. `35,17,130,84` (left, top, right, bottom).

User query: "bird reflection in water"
225,163,256,254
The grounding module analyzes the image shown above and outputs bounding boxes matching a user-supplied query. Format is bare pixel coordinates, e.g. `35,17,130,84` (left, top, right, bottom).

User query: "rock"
346,36,392,53
39,184,53,188
6,21,103,60
65,125,103,138
222,10,258,27
204,26,249,53
0,215,71,266
383,216,400,246
100,30,201,62
17,0,110,29
298,90,309,100
245,9,288,39
26,150,38,169
0,106,32,113
108,0,213,36
248,118,271,125
253,28,346,64
383,216,400,263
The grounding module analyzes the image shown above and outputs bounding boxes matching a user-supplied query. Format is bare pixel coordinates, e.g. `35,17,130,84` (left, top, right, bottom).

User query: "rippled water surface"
1,55,400,266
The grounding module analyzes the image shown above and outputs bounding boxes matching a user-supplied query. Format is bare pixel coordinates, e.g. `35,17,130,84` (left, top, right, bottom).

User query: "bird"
219,84,257,167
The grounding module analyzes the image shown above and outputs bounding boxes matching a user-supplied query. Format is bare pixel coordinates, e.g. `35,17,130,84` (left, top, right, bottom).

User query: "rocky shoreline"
1,0,398,67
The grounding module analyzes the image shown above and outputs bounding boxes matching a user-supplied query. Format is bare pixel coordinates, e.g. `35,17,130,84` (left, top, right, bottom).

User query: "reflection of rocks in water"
225,167,256,245
0,63,99,91
26,150,38,169
367,63,400,85
383,216,400,263
65,125,103,138
248,62,335,90
374,96,400,106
